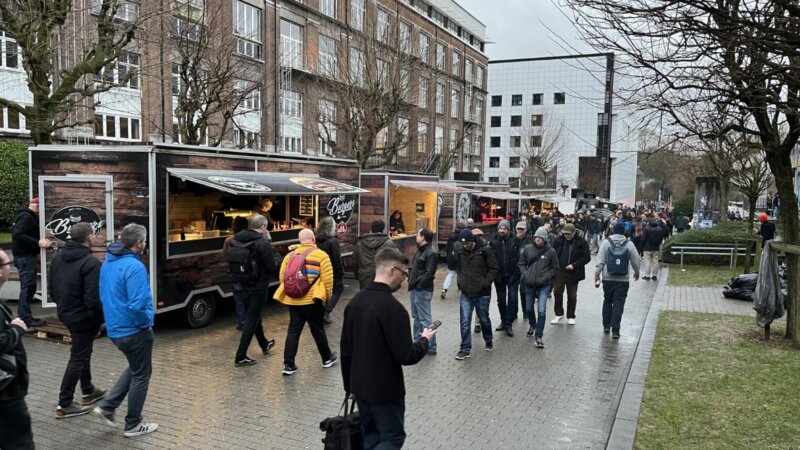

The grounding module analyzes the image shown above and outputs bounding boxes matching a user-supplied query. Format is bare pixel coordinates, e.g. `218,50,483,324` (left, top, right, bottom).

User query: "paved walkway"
14,257,659,449
663,285,754,316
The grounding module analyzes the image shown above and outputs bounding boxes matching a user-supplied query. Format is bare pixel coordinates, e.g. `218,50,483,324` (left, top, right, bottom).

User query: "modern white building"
484,53,637,205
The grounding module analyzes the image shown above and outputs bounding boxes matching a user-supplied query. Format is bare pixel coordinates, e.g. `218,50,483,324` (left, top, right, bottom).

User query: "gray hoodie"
595,234,642,282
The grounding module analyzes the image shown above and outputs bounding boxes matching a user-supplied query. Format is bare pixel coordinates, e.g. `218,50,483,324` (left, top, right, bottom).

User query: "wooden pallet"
30,319,105,344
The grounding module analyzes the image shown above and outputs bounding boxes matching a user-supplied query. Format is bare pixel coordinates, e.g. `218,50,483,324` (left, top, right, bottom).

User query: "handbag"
0,302,18,391
320,395,363,450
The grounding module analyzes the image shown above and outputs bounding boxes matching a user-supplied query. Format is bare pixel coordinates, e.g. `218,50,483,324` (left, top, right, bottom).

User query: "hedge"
661,221,758,266
0,141,29,232
672,194,695,219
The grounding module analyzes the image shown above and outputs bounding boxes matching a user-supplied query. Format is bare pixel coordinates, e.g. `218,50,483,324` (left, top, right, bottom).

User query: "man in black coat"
550,224,592,325
642,219,666,281
340,247,435,449
489,220,521,336
12,198,52,327
49,223,106,418
456,229,499,359
408,228,438,355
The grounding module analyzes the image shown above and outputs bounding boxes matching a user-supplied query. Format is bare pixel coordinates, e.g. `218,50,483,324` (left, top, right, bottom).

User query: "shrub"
672,194,694,219
0,141,29,232
661,221,756,265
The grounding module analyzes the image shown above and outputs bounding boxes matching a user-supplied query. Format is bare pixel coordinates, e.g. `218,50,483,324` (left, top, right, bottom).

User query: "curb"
605,266,669,450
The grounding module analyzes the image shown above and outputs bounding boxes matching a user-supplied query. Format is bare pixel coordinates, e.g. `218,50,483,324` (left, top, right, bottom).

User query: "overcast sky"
456,0,596,60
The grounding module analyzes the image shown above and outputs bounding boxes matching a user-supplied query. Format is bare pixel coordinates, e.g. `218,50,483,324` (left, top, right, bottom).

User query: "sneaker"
485,342,494,351
235,325,242,331
24,317,45,328
612,333,620,339
93,406,117,428
550,316,564,324
440,289,447,300
523,313,528,320
567,318,576,326
124,421,159,437
81,388,106,406
454,350,471,360
495,324,506,331
535,338,544,348
282,364,299,376
526,327,534,337
322,352,339,368
235,357,257,367
262,339,276,355
506,326,514,337
474,323,481,334
323,313,332,325
652,276,658,281
427,350,437,356
55,402,90,419
642,276,651,281
603,327,611,334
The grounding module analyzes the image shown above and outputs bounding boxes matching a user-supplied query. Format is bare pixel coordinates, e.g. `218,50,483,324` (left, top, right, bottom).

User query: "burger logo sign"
46,206,105,242
326,195,356,233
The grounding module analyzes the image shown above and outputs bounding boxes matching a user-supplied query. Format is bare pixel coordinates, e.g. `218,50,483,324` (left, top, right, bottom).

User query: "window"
350,47,364,85
511,94,522,106
417,122,428,153
283,136,302,153
530,135,542,147
489,157,500,168
377,59,389,84
397,117,409,157
171,63,184,96
491,95,502,107
435,83,445,114
489,177,500,183
399,22,412,54
281,89,303,119
465,58,473,83
509,156,520,168
319,35,337,77
475,99,483,124
320,0,335,18
233,129,261,149
490,136,500,147
419,77,429,108
0,107,25,131
510,115,521,127
490,116,501,127
434,126,444,154
280,19,303,70
450,128,458,151
233,1,262,59
532,93,543,105
464,93,472,119
375,128,388,154
436,43,446,70
418,34,430,63
96,51,140,89
318,99,336,156
531,114,543,126
510,136,521,148
450,88,459,119
554,92,566,104
598,113,609,125
351,0,365,30
377,9,390,43
452,51,461,76
170,16,201,41
0,32,18,68
234,79,261,111
92,0,139,22
476,65,485,88
508,177,519,187
95,114,140,141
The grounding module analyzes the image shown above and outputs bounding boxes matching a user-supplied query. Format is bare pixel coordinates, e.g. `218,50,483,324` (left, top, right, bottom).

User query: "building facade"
484,54,637,204
0,0,488,177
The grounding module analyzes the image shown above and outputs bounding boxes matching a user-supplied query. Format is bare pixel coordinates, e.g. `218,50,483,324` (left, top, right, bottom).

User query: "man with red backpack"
274,228,336,376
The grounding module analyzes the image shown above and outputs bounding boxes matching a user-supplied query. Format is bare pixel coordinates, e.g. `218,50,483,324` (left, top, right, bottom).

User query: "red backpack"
283,247,319,298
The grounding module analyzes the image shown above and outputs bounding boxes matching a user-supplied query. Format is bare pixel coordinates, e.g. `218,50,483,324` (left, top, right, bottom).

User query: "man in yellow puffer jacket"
274,228,337,376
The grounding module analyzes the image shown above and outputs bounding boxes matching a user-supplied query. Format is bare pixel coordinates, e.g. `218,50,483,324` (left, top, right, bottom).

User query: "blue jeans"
356,398,406,450
409,290,436,351
13,255,37,321
232,283,246,327
494,275,519,328
100,328,154,431
442,270,457,291
459,294,491,352
602,281,630,334
523,284,551,338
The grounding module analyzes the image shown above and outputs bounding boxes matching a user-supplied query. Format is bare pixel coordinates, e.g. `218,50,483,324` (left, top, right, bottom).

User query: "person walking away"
94,223,158,437
550,224,591,326
772,193,780,219
674,213,687,233
518,227,559,348
340,248,436,449
632,215,646,256
587,213,602,255
223,216,251,331
595,222,642,339
757,213,776,247
642,219,666,280
441,221,466,299
12,198,52,327
274,229,337,376
0,249,34,449
50,223,106,418
455,230,498,359
489,220,521,336
228,214,278,367
353,220,397,289
316,217,344,325
408,228,438,355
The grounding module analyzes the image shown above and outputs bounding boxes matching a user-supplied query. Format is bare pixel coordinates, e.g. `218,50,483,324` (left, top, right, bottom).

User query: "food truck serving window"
387,180,476,239
166,169,367,258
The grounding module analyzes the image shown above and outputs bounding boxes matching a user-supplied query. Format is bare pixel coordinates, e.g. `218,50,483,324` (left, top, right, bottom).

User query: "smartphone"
428,320,442,331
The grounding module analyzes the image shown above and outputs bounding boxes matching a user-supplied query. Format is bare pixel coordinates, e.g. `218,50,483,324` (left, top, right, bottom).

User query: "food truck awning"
167,169,369,196
476,191,536,200
390,180,479,194
536,194,573,203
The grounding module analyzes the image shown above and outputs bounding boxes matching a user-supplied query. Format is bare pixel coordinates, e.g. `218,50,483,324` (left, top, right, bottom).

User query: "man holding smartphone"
340,248,436,449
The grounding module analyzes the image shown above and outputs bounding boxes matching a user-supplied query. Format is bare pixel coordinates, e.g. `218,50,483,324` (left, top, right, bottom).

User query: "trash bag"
722,273,759,301
754,241,784,327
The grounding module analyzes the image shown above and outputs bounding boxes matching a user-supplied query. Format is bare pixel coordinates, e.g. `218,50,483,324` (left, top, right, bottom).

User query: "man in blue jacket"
93,223,158,437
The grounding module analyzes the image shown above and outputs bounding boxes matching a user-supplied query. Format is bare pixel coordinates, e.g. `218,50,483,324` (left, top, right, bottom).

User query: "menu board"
299,195,314,216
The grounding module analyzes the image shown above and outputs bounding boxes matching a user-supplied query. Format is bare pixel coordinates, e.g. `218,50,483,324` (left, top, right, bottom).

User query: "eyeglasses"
392,266,409,279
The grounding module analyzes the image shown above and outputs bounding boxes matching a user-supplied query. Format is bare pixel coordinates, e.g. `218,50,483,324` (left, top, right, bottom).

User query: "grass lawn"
667,264,740,287
635,311,800,449
0,232,9,244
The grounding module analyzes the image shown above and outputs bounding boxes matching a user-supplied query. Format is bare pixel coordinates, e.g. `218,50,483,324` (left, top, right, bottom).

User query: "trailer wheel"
184,295,216,328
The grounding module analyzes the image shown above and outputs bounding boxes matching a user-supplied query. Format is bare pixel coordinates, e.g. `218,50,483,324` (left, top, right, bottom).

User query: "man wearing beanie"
551,223,591,325
490,220,521,336
595,222,641,339
455,229,498,359
518,227,559,348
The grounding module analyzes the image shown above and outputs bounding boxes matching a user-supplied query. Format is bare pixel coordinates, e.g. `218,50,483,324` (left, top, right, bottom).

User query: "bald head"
0,249,10,288
298,228,316,245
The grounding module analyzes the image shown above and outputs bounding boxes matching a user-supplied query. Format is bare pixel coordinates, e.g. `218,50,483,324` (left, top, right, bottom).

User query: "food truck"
437,181,516,236
30,144,367,328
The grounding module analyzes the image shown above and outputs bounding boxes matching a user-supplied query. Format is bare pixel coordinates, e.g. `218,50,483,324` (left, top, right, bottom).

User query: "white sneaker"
550,316,564,324
124,421,159,437
567,318,576,325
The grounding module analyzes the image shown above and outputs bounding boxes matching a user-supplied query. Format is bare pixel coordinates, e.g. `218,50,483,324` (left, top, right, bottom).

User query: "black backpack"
226,239,259,283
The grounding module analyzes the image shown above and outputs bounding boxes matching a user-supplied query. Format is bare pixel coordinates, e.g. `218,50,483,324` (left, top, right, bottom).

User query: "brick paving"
663,282,755,316
13,258,660,449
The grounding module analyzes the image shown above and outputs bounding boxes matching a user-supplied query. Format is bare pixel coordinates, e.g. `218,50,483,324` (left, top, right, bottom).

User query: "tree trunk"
747,196,757,233
719,181,729,222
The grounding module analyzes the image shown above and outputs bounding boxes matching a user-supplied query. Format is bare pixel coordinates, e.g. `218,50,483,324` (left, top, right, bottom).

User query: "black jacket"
49,241,103,332
519,243,559,287
456,243,498,297
11,208,39,256
758,221,776,245
316,234,344,285
353,233,397,289
408,243,437,292
340,282,428,403
232,229,278,289
0,301,28,402
643,223,666,252
490,233,521,278
445,230,462,270
552,234,591,284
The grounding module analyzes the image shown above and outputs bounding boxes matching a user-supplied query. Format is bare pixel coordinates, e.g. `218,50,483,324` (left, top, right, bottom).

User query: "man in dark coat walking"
489,220,521,336
455,229,499,359
12,198,52,327
408,228,438,355
341,247,435,449
550,224,592,325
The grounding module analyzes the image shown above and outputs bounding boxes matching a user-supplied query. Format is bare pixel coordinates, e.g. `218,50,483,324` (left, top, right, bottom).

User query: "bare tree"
563,0,800,340
729,140,773,227
434,123,478,179
514,111,571,179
